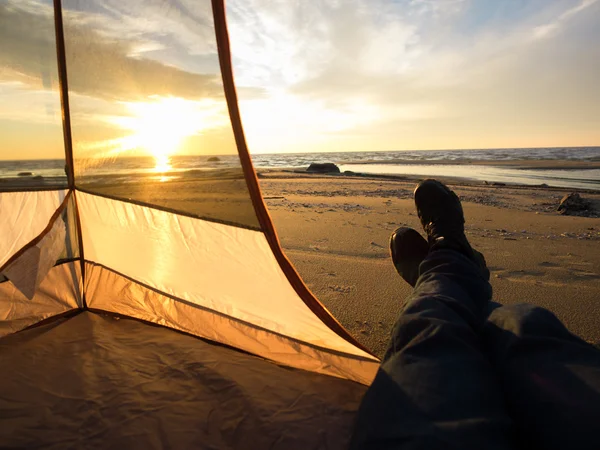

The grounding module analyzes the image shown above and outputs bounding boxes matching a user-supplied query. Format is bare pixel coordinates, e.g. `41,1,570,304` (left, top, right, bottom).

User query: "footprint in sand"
569,268,600,280
543,257,598,278
328,285,354,294
354,320,372,335
539,261,560,268
493,268,565,287
504,275,566,287
506,270,546,278
318,271,337,277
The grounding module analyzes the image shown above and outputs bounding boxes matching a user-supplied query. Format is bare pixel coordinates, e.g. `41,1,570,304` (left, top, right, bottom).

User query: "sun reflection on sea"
154,154,172,182
154,154,172,172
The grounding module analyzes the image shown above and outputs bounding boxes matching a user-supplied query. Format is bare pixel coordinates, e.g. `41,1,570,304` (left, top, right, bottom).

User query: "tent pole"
211,0,376,357
52,0,87,309
52,0,75,189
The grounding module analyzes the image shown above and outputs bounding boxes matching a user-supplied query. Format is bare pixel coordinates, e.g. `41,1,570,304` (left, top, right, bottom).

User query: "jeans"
350,249,600,450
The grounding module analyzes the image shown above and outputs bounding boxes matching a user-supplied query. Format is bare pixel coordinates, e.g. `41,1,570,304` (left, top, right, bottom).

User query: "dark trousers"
350,249,600,450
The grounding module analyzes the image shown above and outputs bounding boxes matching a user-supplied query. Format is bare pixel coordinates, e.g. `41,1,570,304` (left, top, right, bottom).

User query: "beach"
260,171,600,357
2,149,599,358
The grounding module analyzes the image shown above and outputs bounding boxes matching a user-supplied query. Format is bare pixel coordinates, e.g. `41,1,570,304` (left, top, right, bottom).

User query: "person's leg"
485,304,600,450
350,250,515,450
351,180,515,450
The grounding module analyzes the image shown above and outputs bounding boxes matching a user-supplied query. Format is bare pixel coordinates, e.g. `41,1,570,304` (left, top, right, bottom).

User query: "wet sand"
346,159,600,170
260,172,600,357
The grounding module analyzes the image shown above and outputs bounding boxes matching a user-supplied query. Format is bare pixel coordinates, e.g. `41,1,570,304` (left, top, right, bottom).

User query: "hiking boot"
414,179,489,278
390,227,429,287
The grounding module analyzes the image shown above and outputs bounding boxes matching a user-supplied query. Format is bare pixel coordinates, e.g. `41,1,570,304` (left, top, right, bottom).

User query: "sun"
80,96,229,173
99,96,227,172
117,97,202,167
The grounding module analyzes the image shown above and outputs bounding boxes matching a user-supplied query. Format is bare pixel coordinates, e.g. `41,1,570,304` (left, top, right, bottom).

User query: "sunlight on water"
154,154,172,172
153,154,172,182
339,163,600,190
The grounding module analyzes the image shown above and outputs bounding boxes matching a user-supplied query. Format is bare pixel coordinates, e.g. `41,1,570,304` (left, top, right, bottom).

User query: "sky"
0,0,599,161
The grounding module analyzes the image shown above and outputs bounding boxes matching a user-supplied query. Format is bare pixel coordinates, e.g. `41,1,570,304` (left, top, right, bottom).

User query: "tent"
0,0,380,447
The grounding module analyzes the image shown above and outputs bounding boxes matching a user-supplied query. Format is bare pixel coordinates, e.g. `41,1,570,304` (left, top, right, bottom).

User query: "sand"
78,169,260,229
6,166,598,359
260,172,600,358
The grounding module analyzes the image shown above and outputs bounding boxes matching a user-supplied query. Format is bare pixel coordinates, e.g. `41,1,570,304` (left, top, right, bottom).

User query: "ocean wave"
1,147,599,190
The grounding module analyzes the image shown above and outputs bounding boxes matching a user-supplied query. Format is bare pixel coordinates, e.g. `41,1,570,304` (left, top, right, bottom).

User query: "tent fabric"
0,0,381,379
78,191,374,361
1,191,82,336
1,0,381,445
0,0,381,381
1,10,381,448
0,190,68,267
0,262,81,337
0,311,367,449
85,261,378,384
3,209,67,299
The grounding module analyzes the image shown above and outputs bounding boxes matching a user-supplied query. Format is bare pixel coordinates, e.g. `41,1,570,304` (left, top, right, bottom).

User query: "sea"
1,147,599,191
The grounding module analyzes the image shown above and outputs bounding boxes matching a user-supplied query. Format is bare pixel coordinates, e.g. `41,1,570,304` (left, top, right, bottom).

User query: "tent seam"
72,191,87,308
52,0,87,309
84,260,379,364
0,186,69,193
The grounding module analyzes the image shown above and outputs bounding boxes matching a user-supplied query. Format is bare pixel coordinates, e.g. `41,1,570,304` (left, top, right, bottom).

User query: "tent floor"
0,311,367,449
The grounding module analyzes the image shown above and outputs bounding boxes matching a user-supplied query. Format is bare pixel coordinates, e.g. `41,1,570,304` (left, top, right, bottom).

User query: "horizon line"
1,145,599,162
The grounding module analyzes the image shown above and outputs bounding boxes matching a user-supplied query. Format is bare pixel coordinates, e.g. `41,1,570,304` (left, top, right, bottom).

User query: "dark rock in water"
17,172,33,177
207,156,220,162
557,193,590,215
491,182,506,186
307,163,340,174
344,170,357,176
539,183,549,188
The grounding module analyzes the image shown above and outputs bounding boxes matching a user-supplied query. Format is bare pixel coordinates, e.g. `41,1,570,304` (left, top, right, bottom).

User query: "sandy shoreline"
2,166,599,358
260,172,600,357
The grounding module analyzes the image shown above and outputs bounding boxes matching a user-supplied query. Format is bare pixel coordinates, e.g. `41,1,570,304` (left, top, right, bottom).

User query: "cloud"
0,0,242,159
228,0,600,152
72,0,217,57
532,0,598,40
0,0,223,102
